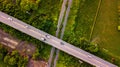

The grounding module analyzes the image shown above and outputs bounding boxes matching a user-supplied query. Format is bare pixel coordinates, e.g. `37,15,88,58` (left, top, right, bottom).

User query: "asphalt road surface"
0,11,117,67
53,0,72,67
48,0,68,67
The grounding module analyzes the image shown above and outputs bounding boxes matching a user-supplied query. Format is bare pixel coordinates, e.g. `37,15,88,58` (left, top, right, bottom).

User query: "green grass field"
91,0,120,59
74,0,99,39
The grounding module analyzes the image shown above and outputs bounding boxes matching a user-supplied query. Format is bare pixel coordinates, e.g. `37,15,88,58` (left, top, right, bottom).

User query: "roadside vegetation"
59,0,120,66
0,44,28,67
0,0,99,67
91,0,120,66
0,0,120,67
57,0,99,67
0,0,62,57
0,0,61,66
63,0,120,66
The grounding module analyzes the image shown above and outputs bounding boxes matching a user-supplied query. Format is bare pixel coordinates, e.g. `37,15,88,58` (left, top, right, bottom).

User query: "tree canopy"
20,0,41,11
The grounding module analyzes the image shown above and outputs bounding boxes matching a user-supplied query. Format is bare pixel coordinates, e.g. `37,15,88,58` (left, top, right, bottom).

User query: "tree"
0,53,4,60
0,44,7,54
11,50,19,57
79,37,99,53
4,55,10,64
41,20,53,33
0,45,7,60
20,0,41,11
16,0,21,6
79,37,89,49
87,43,99,53
8,57,17,65
18,56,28,67
32,49,40,60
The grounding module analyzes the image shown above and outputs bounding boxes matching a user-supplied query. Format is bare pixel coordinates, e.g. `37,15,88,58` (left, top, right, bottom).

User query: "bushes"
32,49,41,60
64,31,99,53
0,44,28,66
0,0,61,59
0,45,7,60
0,53,4,60
4,54,10,64
20,0,41,12
18,56,29,67
3,50,28,66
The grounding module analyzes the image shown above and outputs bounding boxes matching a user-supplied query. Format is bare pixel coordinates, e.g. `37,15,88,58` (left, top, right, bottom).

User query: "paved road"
0,11,117,67
53,0,72,67
48,0,68,67
56,0,68,37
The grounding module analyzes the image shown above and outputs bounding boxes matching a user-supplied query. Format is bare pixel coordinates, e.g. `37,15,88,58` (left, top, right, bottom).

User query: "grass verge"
91,0,120,66
74,0,99,39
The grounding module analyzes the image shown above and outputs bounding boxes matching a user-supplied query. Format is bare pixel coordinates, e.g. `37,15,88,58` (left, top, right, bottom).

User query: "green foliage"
0,0,99,67
79,37,89,49
74,0,99,38
41,20,54,33
32,49,40,60
18,56,28,67
87,43,98,53
20,0,41,11
0,0,61,62
11,50,19,56
0,45,7,60
64,32,99,53
87,45,98,52
4,51,19,66
0,53,4,60
57,52,93,67
8,57,17,65
79,37,99,53
3,50,28,66
4,55,10,64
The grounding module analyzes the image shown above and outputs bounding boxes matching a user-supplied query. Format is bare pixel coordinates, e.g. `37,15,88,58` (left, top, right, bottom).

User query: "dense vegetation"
0,0,61,66
0,44,28,67
0,0,62,55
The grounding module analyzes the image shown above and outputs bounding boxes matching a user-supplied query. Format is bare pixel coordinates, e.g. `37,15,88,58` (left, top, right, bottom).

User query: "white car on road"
8,17,13,21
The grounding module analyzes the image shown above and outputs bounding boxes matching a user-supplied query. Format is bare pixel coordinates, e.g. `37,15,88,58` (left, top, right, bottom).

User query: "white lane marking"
65,45,87,57
51,39,88,58
0,14,113,67
50,39,59,44
50,39,87,57
65,45,109,67
0,16,7,19
0,16,26,29
50,39,109,67
12,21,26,28
12,21,45,38
29,29,41,35
29,29,44,37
